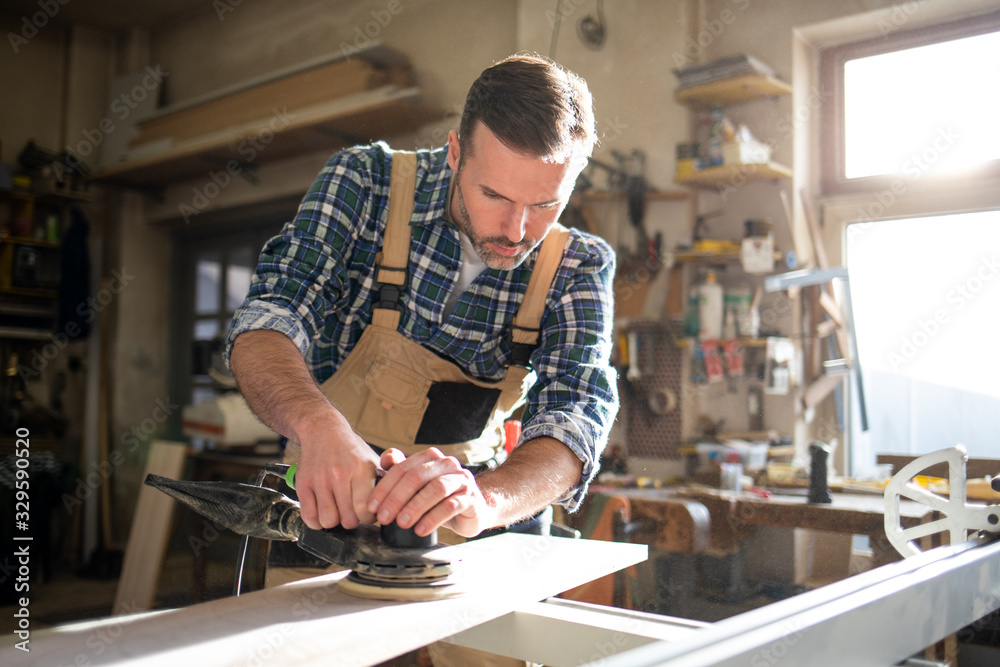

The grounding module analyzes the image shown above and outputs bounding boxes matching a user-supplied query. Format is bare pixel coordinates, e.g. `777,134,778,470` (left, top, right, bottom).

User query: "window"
168,203,297,436
814,9,1000,472
188,245,258,406
821,11,1000,193
845,211,1000,472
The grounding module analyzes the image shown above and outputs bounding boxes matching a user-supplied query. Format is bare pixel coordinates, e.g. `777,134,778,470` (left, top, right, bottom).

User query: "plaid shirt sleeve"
225,149,379,362
520,231,619,512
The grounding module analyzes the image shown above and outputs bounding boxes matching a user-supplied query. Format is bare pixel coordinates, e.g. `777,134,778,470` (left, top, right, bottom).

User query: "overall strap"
509,223,571,367
372,151,417,329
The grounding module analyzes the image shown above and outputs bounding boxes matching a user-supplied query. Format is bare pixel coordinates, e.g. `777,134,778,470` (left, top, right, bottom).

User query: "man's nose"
502,208,528,243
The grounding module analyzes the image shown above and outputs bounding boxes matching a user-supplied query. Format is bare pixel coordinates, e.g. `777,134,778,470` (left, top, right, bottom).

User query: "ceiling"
1,0,209,32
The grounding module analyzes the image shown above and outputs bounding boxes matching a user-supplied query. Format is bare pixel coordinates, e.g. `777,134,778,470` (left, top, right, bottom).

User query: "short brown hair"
459,54,596,164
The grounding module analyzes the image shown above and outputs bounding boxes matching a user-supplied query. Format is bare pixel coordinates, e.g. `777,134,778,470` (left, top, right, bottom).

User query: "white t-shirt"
442,182,486,319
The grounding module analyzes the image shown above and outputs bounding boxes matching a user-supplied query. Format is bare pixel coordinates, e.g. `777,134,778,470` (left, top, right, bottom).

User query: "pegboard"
617,319,685,460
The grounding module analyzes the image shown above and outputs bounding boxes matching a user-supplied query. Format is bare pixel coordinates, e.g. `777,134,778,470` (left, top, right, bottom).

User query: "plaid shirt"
226,142,618,510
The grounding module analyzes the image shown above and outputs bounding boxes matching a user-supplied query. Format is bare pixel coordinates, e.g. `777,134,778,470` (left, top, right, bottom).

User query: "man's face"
447,122,585,271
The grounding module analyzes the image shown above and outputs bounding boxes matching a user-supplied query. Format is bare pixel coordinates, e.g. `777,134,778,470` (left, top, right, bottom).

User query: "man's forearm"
229,329,349,443
475,436,584,527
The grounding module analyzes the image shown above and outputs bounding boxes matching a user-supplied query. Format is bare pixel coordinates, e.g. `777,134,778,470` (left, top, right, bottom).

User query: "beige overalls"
317,151,568,467
268,151,565,666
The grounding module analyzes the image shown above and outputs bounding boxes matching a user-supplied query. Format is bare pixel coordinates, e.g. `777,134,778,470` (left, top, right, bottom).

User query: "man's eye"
484,192,505,200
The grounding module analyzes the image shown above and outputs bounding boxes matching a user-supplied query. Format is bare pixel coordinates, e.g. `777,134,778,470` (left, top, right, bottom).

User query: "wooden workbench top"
606,485,936,535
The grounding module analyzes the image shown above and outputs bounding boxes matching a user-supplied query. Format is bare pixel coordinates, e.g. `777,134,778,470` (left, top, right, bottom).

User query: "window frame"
820,10,1000,195
167,200,299,437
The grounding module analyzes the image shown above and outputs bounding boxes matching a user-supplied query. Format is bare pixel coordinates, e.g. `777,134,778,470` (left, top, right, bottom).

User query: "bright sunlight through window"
846,211,1000,463
844,30,1000,179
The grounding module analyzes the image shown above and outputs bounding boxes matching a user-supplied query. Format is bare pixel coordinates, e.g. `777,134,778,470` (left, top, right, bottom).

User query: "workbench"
622,486,938,566
16,532,999,666
569,485,941,615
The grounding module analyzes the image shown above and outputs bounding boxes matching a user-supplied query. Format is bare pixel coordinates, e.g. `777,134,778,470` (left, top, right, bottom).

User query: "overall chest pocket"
358,356,431,448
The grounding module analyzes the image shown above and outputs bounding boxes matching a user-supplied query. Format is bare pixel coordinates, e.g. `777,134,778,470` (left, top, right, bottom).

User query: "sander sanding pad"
337,572,467,601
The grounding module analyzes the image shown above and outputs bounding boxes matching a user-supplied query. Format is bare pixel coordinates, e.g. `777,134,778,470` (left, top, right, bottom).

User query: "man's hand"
230,330,386,531
294,421,383,530
367,448,499,538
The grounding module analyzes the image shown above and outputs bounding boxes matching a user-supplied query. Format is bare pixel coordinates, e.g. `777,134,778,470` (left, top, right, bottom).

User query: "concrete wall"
0,14,68,158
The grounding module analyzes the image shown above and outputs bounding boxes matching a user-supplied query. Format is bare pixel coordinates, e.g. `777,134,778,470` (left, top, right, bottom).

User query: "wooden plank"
799,188,829,270
818,289,850,360
876,454,1000,482
666,263,685,316
818,291,844,328
131,59,408,149
112,441,188,615
816,318,839,340
778,189,812,271
642,256,675,319
90,87,442,187
26,534,646,667
802,372,844,410
675,488,937,534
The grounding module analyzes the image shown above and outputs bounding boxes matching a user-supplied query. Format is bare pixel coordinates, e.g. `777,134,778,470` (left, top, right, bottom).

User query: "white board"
13,534,646,667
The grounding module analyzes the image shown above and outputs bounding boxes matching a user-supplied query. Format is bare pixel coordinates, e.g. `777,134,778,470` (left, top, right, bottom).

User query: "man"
226,54,617,618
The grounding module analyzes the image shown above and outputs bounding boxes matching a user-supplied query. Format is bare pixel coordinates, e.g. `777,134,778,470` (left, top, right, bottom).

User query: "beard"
453,170,542,271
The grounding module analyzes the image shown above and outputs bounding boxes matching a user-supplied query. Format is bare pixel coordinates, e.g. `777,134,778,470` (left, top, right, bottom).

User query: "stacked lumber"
129,56,413,153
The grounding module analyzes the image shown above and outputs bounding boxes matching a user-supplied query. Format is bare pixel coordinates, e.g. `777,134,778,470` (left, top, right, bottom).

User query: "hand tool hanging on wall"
621,149,649,262
586,150,650,262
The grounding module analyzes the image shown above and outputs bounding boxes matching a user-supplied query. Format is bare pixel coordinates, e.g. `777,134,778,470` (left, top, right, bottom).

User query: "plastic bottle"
724,286,753,337
683,290,700,337
720,451,744,492
696,271,724,339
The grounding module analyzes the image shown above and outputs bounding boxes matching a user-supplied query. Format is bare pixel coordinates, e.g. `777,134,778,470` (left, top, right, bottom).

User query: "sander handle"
283,462,386,490
283,463,434,546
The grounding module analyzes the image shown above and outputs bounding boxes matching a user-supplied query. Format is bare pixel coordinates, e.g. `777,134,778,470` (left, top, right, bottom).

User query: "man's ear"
446,130,460,171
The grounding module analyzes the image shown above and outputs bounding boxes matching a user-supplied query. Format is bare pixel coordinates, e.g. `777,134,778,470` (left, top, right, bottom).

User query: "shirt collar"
408,145,455,231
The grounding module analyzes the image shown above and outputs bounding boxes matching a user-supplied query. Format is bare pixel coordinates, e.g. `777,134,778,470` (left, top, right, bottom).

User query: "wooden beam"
819,292,844,328
803,373,844,410
130,59,405,149
29,534,646,667
112,441,188,615
816,318,839,340
876,454,1000,481
779,189,812,272
800,188,829,270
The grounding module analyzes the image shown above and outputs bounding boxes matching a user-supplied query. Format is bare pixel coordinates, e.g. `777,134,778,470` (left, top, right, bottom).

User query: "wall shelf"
675,336,769,348
675,161,792,188
582,190,689,203
86,45,442,190
89,86,442,188
675,73,792,109
674,248,783,264
674,67,792,189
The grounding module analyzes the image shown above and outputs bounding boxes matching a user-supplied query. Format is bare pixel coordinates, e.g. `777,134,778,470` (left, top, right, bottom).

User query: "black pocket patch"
414,382,502,445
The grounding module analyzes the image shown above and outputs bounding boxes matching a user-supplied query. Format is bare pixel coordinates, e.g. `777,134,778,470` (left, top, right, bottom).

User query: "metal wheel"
884,445,999,558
